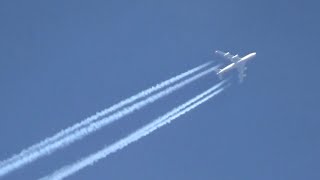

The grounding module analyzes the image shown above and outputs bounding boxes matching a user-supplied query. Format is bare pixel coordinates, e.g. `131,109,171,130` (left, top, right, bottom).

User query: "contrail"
40,81,228,180
0,62,211,169
0,64,218,178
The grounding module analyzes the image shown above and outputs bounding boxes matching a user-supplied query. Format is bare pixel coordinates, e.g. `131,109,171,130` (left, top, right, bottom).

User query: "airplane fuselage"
217,52,256,75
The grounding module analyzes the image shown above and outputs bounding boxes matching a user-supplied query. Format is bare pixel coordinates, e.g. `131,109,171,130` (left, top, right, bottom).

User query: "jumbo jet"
215,50,256,83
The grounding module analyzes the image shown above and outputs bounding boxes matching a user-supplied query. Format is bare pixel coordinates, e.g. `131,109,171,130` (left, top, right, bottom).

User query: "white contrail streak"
0,64,218,178
0,62,211,169
40,81,228,180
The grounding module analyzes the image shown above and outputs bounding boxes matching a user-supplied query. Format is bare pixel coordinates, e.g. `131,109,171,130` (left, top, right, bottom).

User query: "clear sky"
0,0,319,179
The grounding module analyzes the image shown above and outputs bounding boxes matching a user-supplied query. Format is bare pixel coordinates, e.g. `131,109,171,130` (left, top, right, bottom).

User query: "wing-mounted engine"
237,63,247,83
232,54,239,60
215,50,240,63
230,54,241,63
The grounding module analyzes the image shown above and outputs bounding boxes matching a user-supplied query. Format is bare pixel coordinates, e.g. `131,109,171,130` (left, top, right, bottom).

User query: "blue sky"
0,0,319,179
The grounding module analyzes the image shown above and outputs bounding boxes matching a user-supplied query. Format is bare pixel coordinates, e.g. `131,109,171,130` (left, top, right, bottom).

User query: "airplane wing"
215,50,241,63
236,63,247,83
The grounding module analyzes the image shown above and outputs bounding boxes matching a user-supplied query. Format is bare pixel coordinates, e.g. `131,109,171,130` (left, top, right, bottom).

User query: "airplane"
214,50,256,83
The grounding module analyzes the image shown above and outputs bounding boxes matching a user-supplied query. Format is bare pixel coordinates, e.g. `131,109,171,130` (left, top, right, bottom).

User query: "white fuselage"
217,52,256,74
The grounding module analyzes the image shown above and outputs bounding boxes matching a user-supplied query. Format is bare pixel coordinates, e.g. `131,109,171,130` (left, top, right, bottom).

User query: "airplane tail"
214,69,223,80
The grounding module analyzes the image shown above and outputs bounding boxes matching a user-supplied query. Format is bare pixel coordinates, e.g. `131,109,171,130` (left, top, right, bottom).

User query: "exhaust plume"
40,81,228,180
0,64,218,178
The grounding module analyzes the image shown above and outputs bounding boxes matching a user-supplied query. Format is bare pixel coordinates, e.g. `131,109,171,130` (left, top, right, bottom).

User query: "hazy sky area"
0,0,319,179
